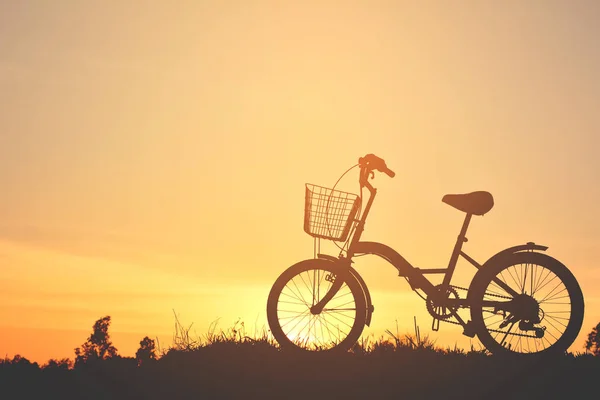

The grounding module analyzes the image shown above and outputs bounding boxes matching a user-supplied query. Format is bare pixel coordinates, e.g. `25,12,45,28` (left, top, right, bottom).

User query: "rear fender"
317,254,374,327
468,242,548,294
481,242,548,268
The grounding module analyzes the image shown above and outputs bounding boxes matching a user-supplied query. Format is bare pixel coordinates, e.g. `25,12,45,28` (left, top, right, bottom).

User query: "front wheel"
267,259,367,352
469,252,584,356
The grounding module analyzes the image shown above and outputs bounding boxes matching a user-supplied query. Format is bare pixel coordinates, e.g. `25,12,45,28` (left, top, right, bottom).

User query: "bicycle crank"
426,285,460,331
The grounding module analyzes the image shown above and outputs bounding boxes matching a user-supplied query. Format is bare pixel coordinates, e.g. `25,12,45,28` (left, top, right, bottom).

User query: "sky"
1,0,599,362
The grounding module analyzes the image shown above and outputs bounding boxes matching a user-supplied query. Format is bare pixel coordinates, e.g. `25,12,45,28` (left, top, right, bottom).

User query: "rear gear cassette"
426,285,460,320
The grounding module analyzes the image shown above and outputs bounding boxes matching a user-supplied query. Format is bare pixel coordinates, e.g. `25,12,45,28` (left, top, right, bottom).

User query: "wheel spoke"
532,267,552,295
505,267,521,292
324,298,356,309
297,272,313,306
521,264,527,294
541,292,569,303
321,310,354,330
540,282,565,303
282,284,307,305
535,274,558,297
282,310,310,331
279,292,307,306
319,313,340,342
543,326,559,342
544,313,569,320
293,278,311,305
499,322,516,347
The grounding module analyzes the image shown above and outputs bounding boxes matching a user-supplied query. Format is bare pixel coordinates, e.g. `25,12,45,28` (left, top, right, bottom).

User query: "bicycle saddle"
442,191,494,216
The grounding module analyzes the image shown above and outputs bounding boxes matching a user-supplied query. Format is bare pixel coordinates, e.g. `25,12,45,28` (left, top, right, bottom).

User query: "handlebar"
358,154,395,178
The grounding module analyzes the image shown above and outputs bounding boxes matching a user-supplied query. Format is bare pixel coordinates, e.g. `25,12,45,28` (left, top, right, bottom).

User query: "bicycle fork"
310,277,343,314
310,258,353,315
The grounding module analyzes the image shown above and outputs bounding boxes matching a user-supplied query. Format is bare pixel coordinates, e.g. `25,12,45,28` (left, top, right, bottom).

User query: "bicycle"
266,154,584,356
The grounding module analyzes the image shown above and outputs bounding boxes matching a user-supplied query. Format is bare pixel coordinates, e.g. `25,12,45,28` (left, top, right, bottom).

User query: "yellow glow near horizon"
1,1,600,362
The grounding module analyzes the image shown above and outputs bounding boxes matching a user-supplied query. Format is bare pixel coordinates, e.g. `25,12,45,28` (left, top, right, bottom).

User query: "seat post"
442,213,472,288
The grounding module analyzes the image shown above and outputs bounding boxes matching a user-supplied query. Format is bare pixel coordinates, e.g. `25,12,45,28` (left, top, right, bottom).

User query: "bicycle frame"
348,180,474,300
319,168,548,334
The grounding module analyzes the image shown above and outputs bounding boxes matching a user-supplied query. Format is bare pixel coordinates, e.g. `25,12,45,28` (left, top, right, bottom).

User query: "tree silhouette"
584,322,600,355
135,336,157,366
43,358,73,370
74,316,118,366
1,354,39,372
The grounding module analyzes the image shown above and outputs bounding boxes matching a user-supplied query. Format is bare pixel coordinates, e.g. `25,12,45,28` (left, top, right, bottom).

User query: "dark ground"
1,343,598,400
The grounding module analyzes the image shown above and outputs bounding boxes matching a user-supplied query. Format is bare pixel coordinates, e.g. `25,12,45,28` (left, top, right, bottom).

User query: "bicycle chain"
449,284,513,300
440,285,539,339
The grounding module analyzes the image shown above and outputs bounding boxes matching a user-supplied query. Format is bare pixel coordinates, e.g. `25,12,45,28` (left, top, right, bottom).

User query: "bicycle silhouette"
267,154,584,356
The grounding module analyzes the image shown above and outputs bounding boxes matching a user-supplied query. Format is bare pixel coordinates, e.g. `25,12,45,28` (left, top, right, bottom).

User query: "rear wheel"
469,252,584,356
267,259,366,352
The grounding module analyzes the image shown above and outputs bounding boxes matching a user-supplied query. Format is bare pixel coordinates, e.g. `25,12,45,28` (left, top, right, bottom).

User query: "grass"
1,315,599,400
166,312,459,356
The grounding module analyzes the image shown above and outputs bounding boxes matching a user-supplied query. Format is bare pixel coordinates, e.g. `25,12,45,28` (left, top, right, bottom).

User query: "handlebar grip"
359,154,395,178
382,167,395,178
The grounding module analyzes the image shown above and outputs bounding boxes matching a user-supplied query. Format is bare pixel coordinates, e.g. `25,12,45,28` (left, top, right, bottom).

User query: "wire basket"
304,184,361,242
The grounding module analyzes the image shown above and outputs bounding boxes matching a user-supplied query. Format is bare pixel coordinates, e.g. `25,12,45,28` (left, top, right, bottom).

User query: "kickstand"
432,317,440,332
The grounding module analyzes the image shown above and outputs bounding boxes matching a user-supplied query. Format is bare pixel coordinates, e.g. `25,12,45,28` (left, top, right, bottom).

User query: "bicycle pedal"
431,317,440,332
462,321,476,338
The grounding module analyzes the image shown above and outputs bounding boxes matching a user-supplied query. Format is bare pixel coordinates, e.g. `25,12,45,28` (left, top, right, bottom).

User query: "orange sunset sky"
1,1,599,363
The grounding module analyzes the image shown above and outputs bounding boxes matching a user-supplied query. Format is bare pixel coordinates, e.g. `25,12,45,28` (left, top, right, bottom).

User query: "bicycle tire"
267,259,367,352
469,252,584,356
